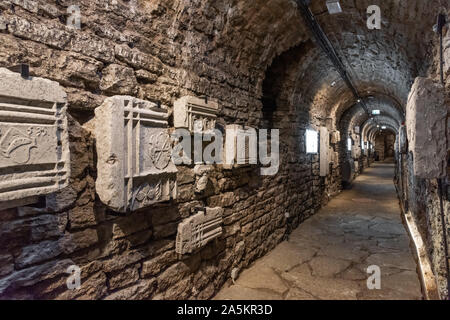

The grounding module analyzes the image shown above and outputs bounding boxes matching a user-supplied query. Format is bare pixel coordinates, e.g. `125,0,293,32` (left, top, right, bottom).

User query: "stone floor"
214,162,423,300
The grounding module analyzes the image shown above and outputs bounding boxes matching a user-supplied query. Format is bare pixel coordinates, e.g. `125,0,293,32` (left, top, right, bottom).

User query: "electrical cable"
296,0,374,121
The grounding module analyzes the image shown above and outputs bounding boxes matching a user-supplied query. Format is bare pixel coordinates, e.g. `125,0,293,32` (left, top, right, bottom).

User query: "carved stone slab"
224,124,257,168
0,68,70,204
406,78,446,178
95,96,177,213
330,130,340,144
398,125,407,154
320,127,329,176
342,159,355,183
176,207,223,255
351,145,360,159
174,96,218,132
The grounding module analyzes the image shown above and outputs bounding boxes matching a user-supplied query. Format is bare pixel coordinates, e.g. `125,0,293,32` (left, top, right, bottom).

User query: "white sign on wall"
306,129,318,154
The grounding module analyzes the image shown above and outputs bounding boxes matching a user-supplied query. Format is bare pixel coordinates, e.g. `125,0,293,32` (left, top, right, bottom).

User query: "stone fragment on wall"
406,77,447,178
342,159,355,184
351,144,361,159
174,96,218,133
175,207,224,255
223,124,257,169
398,124,407,154
444,24,450,82
330,130,340,144
0,68,70,205
95,96,177,213
194,164,212,194
320,127,329,176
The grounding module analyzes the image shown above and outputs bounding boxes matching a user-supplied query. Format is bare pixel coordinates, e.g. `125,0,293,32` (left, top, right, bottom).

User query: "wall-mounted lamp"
372,109,380,115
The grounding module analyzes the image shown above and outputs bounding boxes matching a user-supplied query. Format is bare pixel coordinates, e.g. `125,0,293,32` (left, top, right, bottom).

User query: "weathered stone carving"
223,124,257,169
176,207,224,255
174,96,219,133
95,96,177,212
398,125,407,154
351,136,361,159
342,159,355,184
331,130,340,144
0,68,70,204
194,164,212,194
406,77,446,178
320,127,329,176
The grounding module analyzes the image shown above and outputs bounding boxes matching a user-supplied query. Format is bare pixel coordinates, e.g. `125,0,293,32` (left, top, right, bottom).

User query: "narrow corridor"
215,162,422,300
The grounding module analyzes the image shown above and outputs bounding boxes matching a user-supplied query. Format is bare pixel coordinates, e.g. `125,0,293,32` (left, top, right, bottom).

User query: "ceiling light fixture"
326,0,342,14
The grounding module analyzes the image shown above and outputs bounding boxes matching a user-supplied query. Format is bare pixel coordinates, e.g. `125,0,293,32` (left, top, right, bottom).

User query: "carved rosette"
95,96,177,213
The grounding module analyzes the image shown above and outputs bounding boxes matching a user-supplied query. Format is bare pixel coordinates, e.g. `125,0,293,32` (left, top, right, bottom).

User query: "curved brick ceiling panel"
169,0,443,124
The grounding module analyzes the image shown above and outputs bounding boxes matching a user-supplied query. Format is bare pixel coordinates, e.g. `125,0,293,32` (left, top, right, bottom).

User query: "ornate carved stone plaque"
95,96,177,213
398,125,407,154
0,68,70,204
176,207,223,255
223,124,257,169
174,96,218,133
320,127,330,177
330,130,340,144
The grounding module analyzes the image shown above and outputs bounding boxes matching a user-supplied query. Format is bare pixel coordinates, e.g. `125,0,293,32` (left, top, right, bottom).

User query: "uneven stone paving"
214,162,423,300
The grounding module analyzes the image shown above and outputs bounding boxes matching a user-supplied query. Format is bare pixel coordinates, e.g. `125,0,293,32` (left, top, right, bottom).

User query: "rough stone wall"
395,14,450,299
0,0,332,300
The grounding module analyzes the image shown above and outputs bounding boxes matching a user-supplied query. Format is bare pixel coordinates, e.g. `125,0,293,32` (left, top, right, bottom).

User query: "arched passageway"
0,0,448,301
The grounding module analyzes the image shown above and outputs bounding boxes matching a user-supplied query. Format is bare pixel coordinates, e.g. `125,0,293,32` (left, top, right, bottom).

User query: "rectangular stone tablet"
0,68,70,205
95,96,177,213
176,207,223,255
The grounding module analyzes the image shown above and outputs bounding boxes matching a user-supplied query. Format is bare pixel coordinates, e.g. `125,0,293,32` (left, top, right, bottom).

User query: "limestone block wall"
395,18,450,299
0,0,334,299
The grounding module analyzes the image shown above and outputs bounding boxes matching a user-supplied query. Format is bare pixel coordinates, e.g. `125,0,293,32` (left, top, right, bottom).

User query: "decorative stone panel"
342,159,355,183
95,96,177,213
406,77,446,178
176,207,224,255
174,96,218,133
223,124,257,169
398,124,407,154
351,144,360,159
320,127,329,176
330,130,340,144
0,68,70,204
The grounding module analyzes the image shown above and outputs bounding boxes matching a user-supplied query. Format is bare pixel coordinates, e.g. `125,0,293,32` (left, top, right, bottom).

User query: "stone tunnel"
0,0,448,301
